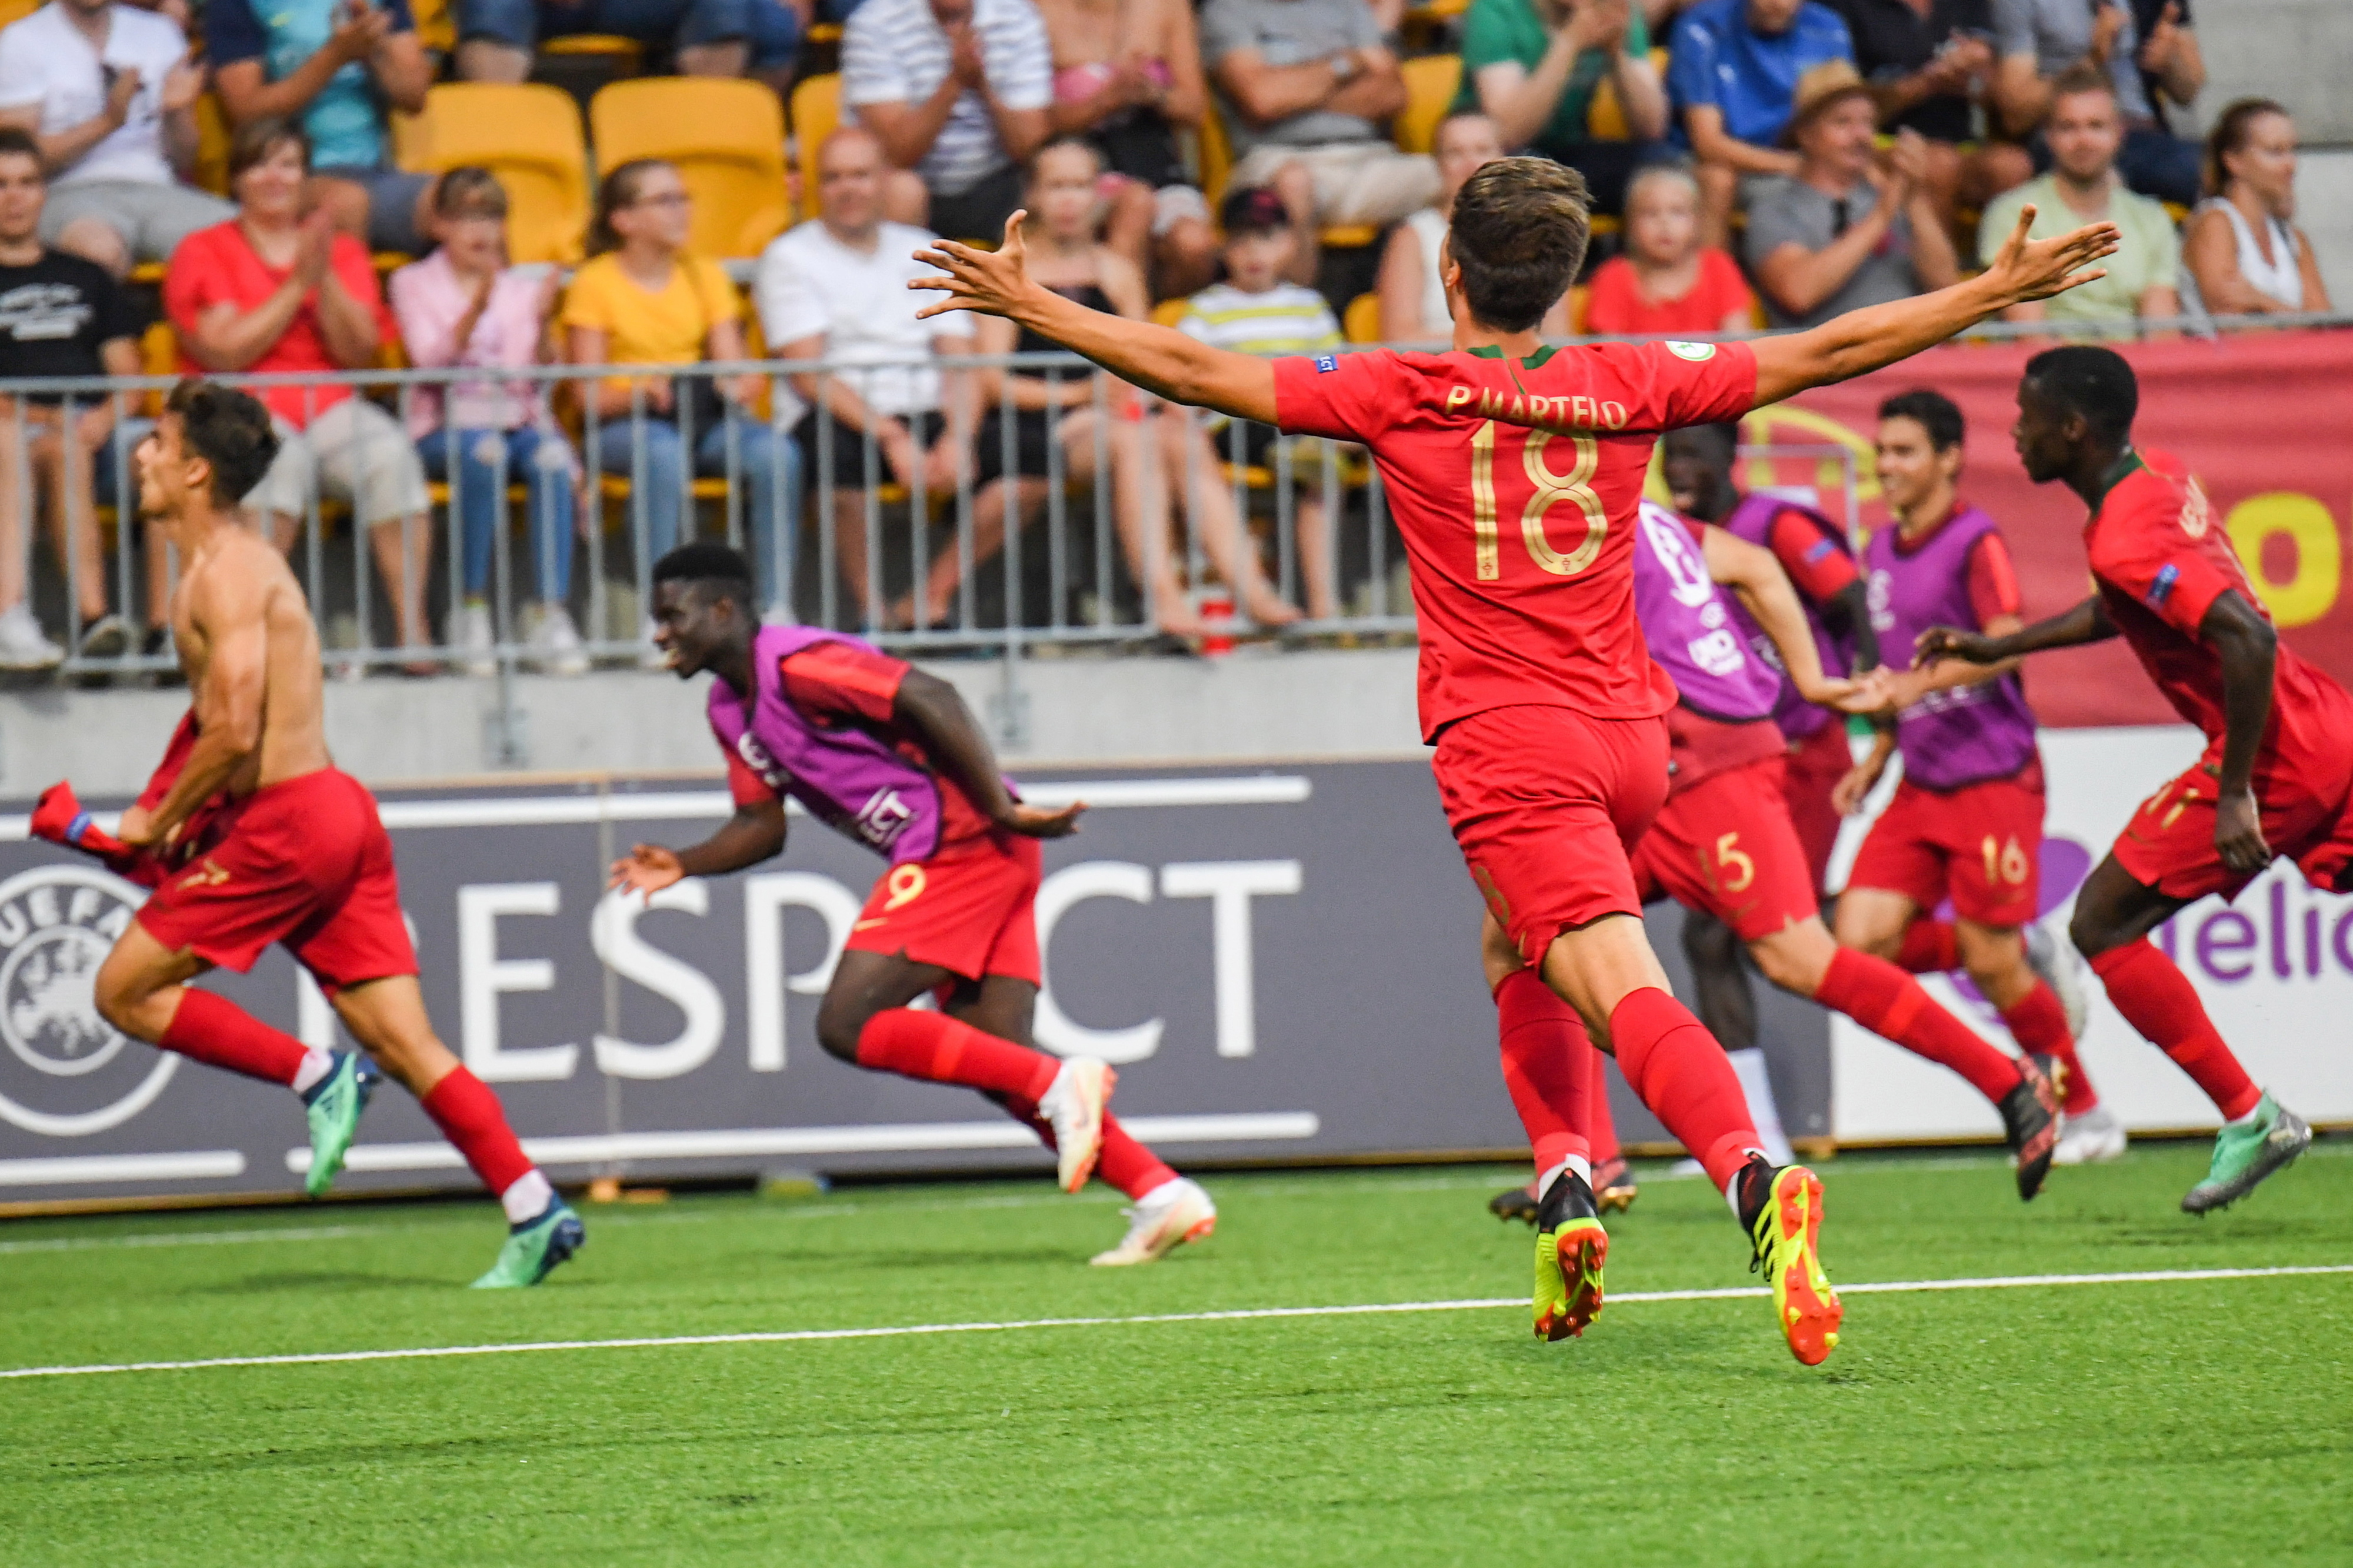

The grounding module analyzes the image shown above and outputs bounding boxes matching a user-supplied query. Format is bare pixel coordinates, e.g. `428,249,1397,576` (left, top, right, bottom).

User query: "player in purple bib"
608,544,1218,1266
1831,391,2117,1166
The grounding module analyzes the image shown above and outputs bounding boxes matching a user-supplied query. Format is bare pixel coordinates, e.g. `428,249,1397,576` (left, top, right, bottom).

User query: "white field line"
4,1264,2346,1382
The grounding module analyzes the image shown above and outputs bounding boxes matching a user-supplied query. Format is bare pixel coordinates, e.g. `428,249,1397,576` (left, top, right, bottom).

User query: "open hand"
998,799,1086,839
292,210,335,289
2138,2,2184,71
1979,203,2119,308
911,211,1039,322
103,67,142,126
160,59,206,114
2215,788,2271,874
2089,1,2126,61
609,843,685,898
1831,756,1884,816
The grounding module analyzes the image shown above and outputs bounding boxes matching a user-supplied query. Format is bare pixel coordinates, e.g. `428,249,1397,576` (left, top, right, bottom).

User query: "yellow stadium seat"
408,0,456,55
1563,284,1587,335
542,34,645,65
192,91,232,196
594,77,791,259
0,0,38,29
791,72,841,223
1343,291,1380,343
1197,106,1379,248
394,84,590,263
1151,298,1188,329
1395,55,1461,155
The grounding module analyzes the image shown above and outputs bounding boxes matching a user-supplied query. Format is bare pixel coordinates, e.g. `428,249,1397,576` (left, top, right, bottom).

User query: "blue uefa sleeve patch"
2147,561,2180,608
1315,354,1338,372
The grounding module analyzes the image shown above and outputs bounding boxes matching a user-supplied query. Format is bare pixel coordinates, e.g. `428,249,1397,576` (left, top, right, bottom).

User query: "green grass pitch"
4,1141,2350,1566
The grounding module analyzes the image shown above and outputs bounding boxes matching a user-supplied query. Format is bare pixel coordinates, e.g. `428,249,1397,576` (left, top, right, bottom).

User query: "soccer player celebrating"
909,168,2115,1363
1920,346,2323,1213
45,382,581,1288
608,544,1217,1266
1832,390,2117,1166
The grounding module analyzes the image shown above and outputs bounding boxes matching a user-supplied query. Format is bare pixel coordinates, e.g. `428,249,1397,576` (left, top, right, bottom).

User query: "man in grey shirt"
1743,59,1956,328
1201,0,1437,282
1989,0,2201,205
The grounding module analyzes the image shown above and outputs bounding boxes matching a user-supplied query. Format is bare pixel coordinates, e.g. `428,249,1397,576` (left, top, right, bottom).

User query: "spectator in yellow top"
562,158,799,628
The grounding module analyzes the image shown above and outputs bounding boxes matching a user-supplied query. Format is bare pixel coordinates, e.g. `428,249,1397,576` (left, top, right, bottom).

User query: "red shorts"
1781,719,1849,895
2114,758,2353,903
845,830,1043,985
1434,703,1669,965
135,768,417,993
1629,755,1821,940
1847,768,2046,928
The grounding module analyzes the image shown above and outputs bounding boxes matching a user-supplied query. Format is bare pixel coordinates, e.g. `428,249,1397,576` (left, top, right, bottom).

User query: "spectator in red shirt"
164,117,435,670
1579,162,1755,336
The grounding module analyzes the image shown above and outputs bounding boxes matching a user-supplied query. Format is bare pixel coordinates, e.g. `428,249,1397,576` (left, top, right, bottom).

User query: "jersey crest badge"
1664,341,1717,361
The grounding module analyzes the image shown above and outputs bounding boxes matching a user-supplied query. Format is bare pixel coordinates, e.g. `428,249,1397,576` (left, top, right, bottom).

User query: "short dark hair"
1877,388,1965,452
165,380,279,505
0,126,41,176
1027,135,1101,187
2047,62,2117,108
432,165,509,219
652,542,756,612
228,116,310,181
1447,158,1590,333
589,158,673,256
1664,420,1738,472
2023,345,2138,444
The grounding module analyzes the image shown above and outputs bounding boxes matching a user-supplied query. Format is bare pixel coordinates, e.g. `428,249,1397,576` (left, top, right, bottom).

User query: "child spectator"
208,0,435,255
1201,0,1438,284
563,158,798,633
1162,185,1342,626
1456,0,1668,215
1379,111,1578,342
0,125,137,668
0,0,231,276
1035,0,1217,298
1978,67,2178,334
455,0,801,96
842,0,1053,241
758,125,974,622
165,118,437,669
389,167,585,678
1667,0,1855,246
2179,98,2331,320
1582,161,1755,335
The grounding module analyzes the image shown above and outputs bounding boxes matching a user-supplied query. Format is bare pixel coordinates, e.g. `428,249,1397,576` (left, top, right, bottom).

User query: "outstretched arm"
610,799,789,898
912,215,1277,424
1915,593,2116,666
1749,206,2120,406
2203,590,2279,873
1701,526,1881,711
894,669,1085,838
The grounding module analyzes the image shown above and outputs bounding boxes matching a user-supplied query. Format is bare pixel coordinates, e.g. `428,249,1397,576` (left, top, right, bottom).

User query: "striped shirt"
841,0,1052,197
1176,282,1342,356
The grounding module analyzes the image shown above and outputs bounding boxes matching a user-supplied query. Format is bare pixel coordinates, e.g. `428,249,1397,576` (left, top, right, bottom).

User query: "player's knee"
1749,929,1827,996
813,999,870,1065
2068,902,2120,962
91,955,153,1037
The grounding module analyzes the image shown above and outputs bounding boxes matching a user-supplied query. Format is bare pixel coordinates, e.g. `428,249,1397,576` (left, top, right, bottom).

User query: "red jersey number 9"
1468,420,1608,582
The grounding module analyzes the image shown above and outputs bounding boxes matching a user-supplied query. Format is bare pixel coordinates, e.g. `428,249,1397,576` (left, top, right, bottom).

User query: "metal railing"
4,312,2345,701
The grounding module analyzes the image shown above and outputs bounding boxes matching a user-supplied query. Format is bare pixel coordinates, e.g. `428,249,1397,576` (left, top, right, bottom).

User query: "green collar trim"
1461,344,1557,369
1464,345,1503,359
2093,448,2145,508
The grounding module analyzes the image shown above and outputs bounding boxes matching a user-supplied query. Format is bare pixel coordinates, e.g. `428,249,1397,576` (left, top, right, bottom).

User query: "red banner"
1745,330,2353,728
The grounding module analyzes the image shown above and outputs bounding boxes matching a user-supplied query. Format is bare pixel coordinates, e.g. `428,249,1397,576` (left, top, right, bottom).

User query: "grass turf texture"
4,1143,2350,1565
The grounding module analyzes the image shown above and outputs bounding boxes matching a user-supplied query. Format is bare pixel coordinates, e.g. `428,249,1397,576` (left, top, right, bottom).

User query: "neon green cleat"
1531,1170,1608,1342
2182,1093,2311,1214
1738,1159,1842,1367
470,1202,586,1289
300,1053,377,1199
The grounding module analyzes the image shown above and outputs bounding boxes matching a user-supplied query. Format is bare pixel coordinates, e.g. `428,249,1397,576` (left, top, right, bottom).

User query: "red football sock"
420,1065,535,1196
159,988,307,1087
1817,946,2021,1105
2090,939,2261,1120
855,1009,1059,1100
1002,1092,1174,1200
1587,1045,1622,1169
2001,980,2096,1113
1609,986,1759,1192
1494,969,1594,1177
1895,918,1960,975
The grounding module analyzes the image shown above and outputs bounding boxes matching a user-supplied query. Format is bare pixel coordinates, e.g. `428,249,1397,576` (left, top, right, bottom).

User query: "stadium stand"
392,83,592,263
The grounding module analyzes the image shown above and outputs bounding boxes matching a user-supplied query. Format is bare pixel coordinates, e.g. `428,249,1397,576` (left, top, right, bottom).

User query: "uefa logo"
0,863,177,1136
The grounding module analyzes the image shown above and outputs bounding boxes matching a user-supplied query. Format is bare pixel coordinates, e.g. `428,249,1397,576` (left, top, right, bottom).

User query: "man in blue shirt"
209,0,435,255
1668,0,1853,246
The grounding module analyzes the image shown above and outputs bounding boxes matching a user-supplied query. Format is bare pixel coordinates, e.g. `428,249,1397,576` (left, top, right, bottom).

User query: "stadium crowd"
0,0,2333,671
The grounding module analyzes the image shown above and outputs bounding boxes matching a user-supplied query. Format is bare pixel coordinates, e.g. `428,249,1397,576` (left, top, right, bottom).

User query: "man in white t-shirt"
841,0,1051,241
0,0,231,274
757,125,976,621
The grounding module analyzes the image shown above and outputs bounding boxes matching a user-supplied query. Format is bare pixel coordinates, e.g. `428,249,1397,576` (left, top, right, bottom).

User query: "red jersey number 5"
1468,420,1607,582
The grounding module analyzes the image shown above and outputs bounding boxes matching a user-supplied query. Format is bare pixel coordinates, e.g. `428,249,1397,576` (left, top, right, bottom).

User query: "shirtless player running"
911,166,2115,1363
37,382,581,1287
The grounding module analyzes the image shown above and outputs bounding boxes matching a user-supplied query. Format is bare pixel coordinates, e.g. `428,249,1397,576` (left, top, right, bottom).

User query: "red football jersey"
2087,447,2353,783
1274,339,1759,740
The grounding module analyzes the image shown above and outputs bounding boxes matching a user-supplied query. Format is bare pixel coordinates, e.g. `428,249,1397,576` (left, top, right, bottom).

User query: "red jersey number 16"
1468,421,1608,581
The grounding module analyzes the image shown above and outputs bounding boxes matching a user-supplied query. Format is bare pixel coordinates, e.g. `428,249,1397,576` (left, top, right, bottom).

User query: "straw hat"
1780,59,1875,146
